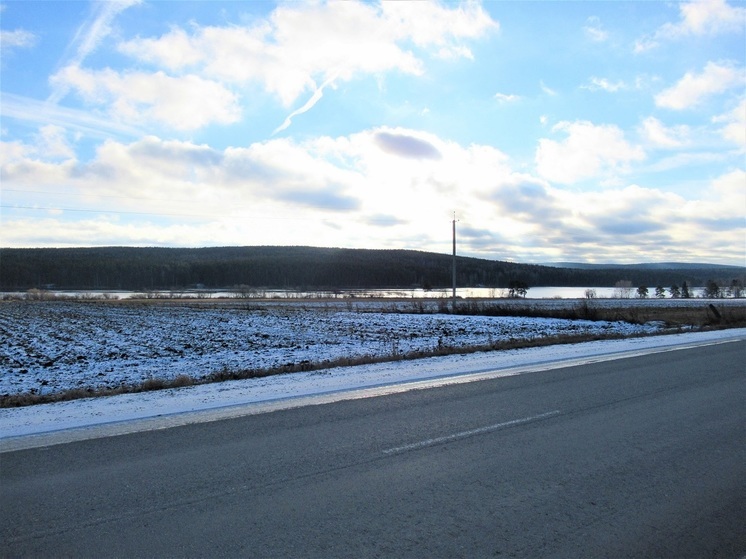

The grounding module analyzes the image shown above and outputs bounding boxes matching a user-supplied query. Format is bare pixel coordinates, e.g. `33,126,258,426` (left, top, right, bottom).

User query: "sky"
0,0,744,265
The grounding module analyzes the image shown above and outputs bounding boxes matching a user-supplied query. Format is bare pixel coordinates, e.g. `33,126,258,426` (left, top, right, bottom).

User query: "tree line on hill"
0,246,743,294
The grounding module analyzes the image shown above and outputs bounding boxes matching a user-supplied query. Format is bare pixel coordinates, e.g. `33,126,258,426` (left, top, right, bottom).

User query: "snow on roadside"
2,327,744,440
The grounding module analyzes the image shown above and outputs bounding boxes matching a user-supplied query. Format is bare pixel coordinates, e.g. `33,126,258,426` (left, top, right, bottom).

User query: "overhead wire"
0,190,407,224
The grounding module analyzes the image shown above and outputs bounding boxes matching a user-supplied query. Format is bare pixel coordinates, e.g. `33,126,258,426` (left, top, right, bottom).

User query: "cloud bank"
3,126,744,263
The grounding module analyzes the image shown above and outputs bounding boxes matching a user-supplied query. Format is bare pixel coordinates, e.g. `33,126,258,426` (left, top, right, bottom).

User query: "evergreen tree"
508,280,529,298
728,279,743,298
682,281,691,298
703,279,722,298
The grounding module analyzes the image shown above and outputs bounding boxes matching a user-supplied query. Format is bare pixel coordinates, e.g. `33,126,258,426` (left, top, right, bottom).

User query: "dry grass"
446,299,746,329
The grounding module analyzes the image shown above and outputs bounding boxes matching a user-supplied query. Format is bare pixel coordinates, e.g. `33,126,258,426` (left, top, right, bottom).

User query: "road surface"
2,340,744,557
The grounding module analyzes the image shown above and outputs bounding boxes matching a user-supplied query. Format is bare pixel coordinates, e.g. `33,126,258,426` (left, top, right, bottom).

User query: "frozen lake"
3,286,717,300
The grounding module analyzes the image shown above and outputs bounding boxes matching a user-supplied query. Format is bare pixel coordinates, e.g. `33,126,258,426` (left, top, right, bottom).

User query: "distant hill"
550,262,742,271
1,246,744,291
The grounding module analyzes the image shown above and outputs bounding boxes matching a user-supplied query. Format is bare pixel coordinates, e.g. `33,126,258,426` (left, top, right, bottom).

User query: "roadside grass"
445,300,746,329
2,301,744,408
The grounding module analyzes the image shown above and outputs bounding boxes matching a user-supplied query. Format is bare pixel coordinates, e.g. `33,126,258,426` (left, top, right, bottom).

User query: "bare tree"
613,280,633,298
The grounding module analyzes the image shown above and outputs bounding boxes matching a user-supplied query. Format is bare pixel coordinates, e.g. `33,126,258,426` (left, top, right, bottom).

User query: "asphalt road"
2,340,744,558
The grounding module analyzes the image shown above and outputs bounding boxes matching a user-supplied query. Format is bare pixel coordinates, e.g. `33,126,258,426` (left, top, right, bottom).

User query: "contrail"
47,0,142,104
2,92,143,138
273,74,337,135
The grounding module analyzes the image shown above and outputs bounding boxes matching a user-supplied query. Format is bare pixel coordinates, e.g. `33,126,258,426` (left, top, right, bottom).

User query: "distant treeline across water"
1,246,743,292
3,286,733,301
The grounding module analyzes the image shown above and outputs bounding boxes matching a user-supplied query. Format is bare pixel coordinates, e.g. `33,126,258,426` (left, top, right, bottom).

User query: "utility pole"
452,212,457,301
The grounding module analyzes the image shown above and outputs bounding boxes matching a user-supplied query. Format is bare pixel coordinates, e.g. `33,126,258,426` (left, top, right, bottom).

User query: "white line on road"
382,410,561,455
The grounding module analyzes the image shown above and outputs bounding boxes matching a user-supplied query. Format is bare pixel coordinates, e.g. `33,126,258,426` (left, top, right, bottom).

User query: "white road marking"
382,410,561,455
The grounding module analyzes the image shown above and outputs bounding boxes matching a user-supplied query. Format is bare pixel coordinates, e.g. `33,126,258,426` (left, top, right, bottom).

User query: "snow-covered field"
0,300,666,397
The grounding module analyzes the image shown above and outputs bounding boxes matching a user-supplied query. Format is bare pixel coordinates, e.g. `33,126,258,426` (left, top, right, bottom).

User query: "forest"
0,246,743,292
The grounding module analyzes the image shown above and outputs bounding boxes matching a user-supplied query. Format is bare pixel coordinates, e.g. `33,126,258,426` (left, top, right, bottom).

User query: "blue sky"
1,0,744,264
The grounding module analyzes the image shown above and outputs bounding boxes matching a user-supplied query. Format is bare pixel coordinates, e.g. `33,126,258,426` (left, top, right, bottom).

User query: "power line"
0,204,407,225
0,204,305,221
1,190,409,225
2,188,195,205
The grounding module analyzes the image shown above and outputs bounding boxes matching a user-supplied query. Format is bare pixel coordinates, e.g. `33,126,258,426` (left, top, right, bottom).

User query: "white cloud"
0,28,36,68
708,169,746,212
117,26,202,72
0,28,36,49
50,66,241,131
584,16,608,42
674,0,746,35
640,117,691,148
437,45,475,60
0,125,74,166
681,168,746,225
535,121,645,184
0,216,241,248
583,77,627,93
494,92,521,103
636,0,746,52
0,139,32,166
118,0,497,111
540,81,557,96
35,125,76,160
380,1,497,52
713,100,746,147
643,151,729,174
655,62,744,110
